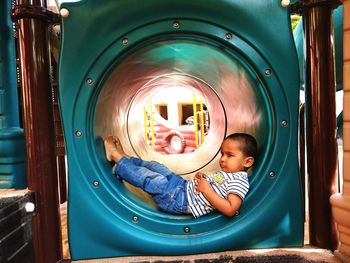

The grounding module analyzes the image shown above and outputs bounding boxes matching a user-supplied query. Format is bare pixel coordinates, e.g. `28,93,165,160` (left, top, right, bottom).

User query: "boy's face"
219,138,254,173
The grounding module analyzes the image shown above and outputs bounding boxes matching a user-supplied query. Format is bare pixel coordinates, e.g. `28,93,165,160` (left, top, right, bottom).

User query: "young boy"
104,133,257,218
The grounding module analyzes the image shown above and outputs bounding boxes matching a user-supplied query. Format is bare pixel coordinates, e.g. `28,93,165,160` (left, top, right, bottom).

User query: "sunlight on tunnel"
94,39,268,181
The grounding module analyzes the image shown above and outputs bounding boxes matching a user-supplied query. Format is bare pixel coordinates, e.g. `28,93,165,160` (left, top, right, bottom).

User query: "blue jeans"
115,157,189,214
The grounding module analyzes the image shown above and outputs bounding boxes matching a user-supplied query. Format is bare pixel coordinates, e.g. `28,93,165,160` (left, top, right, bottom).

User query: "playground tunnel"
57,0,304,259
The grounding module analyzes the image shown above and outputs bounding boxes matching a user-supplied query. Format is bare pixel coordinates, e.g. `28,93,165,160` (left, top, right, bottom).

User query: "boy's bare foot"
113,137,127,157
104,135,124,163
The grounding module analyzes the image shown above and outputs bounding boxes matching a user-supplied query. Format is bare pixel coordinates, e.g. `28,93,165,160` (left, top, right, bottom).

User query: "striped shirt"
186,171,250,218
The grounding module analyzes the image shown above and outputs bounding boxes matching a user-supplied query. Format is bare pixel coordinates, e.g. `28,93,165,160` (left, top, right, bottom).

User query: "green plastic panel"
294,5,343,91
293,6,343,138
0,0,26,189
58,0,304,259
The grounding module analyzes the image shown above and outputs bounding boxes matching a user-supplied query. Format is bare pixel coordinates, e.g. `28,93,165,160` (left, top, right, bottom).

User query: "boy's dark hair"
225,133,258,159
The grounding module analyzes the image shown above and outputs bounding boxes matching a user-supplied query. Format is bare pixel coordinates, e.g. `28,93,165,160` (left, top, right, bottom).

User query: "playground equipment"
0,0,26,189
143,91,206,154
294,5,343,92
58,0,304,259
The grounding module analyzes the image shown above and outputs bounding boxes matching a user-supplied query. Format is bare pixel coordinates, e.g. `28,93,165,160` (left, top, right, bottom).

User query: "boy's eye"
222,152,234,157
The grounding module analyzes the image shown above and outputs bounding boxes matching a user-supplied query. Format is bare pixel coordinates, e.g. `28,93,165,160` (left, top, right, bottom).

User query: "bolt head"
173,21,180,29
25,202,35,213
281,0,290,8
75,130,82,137
122,38,129,45
225,33,233,40
60,8,69,18
265,69,272,76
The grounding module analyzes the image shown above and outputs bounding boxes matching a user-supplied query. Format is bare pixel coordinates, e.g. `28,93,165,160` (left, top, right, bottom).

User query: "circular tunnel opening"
126,73,226,175
94,37,270,219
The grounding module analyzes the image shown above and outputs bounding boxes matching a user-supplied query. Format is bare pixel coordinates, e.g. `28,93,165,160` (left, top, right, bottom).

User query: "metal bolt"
265,69,272,76
281,120,288,127
269,171,276,178
281,0,290,8
173,21,180,29
93,180,99,187
184,227,190,233
75,130,82,137
132,216,139,223
225,33,233,40
60,8,69,18
122,38,129,45
25,202,35,213
86,78,93,85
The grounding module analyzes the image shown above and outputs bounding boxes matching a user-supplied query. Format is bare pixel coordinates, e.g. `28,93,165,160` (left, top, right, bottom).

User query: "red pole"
13,1,62,262
303,0,339,250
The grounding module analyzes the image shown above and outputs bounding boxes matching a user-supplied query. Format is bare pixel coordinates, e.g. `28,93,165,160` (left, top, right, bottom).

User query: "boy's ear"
243,157,255,168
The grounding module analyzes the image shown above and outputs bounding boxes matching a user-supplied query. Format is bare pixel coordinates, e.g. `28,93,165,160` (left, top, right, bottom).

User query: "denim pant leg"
115,157,169,196
115,157,188,214
157,174,188,214
128,157,175,180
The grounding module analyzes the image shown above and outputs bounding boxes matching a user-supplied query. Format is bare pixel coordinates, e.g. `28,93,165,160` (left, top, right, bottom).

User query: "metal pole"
12,1,62,262
303,0,339,250
299,104,306,221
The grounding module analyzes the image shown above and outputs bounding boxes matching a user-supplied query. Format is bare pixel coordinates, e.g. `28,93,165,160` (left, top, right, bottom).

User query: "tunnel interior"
93,37,270,211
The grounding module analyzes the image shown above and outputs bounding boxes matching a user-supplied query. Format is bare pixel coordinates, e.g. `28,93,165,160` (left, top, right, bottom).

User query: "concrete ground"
68,247,341,263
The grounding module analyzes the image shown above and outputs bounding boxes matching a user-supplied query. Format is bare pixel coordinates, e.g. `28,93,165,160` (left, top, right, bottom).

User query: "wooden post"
303,0,339,250
12,1,62,262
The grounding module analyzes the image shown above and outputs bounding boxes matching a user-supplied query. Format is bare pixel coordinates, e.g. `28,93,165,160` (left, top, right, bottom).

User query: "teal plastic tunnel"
58,0,304,259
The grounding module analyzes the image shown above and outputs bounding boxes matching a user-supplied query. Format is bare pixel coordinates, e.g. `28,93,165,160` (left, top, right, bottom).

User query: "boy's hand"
194,172,206,180
194,172,211,194
194,172,243,217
